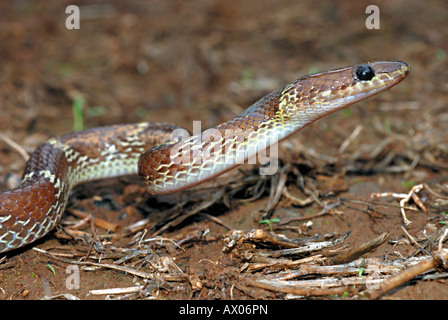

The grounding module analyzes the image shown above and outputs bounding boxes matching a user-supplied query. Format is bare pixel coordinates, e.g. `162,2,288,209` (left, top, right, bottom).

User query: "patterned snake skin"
0,61,410,253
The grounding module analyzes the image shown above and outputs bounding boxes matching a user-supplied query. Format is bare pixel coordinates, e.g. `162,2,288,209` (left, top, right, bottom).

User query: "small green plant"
240,68,254,82
259,218,281,232
358,267,365,277
436,49,446,62
384,118,392,135
135,106,148,119
47,264,56,276
58,63,75,77
342,108,353,118
440,211,447,225
72,95,85,131
401,180,415,189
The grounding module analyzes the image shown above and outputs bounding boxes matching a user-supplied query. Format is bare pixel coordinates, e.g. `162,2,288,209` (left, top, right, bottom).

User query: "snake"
0,61,410,253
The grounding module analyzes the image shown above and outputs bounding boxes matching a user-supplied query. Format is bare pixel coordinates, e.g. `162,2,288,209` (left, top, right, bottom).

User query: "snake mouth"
397,61,411,75
369,61,410,95
365,61,410,80
346,61,410,98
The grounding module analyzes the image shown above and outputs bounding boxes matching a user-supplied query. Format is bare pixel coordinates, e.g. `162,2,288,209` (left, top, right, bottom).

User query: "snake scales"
0,61,410,253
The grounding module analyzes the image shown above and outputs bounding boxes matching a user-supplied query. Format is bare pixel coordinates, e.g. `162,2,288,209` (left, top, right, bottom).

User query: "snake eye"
355,65,375,81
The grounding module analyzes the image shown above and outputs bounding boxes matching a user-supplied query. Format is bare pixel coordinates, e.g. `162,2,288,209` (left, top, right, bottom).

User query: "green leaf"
47,264,56,276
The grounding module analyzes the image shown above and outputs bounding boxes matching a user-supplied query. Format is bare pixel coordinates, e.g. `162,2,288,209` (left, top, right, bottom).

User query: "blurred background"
0,0,445,141
0,0,447,300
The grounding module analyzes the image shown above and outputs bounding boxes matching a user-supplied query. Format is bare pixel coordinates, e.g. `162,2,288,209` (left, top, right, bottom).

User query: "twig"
263,164,290,219
152,190,226,236
69,209,121,232
242,275,352,297
365,229,448,299
142,236,185,251
329,233,390,265
89,286,144,296
268,232,349,256
41,293,80,300
338,124,363,153
365,248,448,299
278,201,340,225
282,188,315,207
329,197,419,212
371,183,426,225
0,132,29,161
409,225,448,257
401,226,430,255
33,247,155,279
423,183,447,200
199,213,234,231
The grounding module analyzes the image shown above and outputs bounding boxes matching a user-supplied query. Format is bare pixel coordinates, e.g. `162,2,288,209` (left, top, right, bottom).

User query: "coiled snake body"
0,61,409,253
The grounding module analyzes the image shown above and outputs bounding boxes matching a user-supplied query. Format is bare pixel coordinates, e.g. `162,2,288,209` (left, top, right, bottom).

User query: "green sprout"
47,264,56,276
439,211,446,224
342,108,353,118
384,118,392,135
436,49,446,62
259,218,281,232
401,180,415,189
72,95,85,131
358,267,365,277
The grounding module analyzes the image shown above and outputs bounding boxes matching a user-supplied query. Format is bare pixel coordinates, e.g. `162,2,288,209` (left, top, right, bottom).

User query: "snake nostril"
355,65,375,81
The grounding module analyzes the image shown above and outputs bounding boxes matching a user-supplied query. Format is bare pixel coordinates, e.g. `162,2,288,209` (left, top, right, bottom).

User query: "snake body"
0,61,409,253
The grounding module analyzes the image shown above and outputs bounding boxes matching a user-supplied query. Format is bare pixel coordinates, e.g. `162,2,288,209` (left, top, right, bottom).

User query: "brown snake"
0,61,409,253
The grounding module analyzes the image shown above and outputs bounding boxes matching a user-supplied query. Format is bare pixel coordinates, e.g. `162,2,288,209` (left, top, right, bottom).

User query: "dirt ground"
0,0,447,301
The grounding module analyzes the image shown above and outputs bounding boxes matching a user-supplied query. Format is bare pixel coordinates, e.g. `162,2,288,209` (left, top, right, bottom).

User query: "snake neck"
139,88,299,195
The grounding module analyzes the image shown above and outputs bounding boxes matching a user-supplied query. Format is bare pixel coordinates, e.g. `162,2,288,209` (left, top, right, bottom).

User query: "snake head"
280,61,410,122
